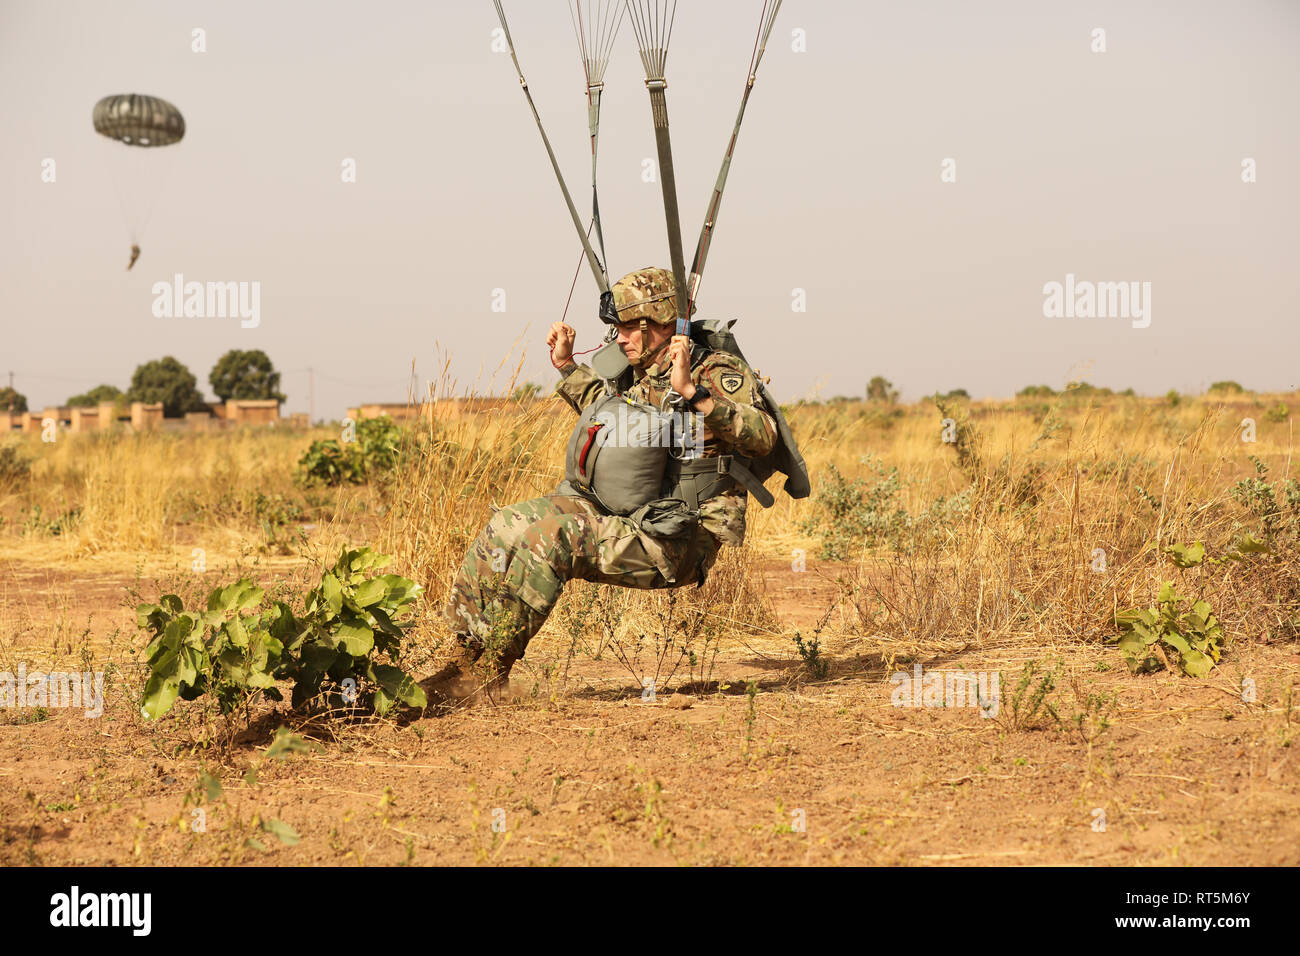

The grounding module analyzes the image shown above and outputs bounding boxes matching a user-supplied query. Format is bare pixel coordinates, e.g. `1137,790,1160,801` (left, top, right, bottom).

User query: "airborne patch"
719,373,744,395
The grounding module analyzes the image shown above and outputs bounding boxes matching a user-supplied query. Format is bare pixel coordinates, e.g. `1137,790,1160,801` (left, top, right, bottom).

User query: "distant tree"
0,386,28,413
127,357,207,417
66,384,123,408
1016,385,1056,398
1208,380,1245,395
209,349,286,403
866,376,899,404
1065,381,1112,397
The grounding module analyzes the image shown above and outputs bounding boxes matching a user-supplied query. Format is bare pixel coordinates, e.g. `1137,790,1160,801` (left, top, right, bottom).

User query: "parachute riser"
686,0,783,314
643,84,690,337
493,1,611,295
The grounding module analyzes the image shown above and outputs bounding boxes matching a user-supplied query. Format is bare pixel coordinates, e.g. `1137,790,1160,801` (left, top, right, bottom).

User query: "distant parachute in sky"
92,94,186,147
92,94,186,270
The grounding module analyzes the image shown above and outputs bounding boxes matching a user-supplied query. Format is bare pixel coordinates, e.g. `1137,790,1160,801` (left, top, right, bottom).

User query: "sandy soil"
1,555,1297,866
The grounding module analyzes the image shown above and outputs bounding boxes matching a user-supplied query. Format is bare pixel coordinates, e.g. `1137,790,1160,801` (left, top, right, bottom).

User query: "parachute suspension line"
625,0,690,337
687,0,783,315
561,219,596,326
561,220,615,359
492,0,611,295
569,1,625,288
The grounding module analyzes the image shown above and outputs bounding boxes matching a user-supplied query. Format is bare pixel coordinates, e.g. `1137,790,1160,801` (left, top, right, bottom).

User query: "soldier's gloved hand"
547,322,576,369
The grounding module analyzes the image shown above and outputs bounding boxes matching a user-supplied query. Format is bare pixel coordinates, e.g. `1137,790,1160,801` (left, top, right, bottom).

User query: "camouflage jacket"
555,349,777,546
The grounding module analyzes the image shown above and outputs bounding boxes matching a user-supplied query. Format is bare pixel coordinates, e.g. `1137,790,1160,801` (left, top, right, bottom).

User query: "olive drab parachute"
92,94,186,269
92,95,186,147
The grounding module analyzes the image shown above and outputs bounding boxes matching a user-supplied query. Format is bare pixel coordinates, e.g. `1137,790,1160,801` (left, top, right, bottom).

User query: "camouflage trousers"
443,495,720,672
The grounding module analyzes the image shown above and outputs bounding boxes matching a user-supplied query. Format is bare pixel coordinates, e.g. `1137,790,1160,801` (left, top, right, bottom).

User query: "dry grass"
1,385,1296,690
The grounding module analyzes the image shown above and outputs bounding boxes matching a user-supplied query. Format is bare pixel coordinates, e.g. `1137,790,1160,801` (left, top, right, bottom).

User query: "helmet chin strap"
633,320,674,370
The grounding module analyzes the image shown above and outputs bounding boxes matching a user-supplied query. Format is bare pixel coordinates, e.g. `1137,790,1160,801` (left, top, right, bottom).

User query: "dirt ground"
1,554,1297,867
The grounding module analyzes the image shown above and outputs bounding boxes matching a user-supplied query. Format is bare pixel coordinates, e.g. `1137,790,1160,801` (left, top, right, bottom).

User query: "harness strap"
668,454,775,510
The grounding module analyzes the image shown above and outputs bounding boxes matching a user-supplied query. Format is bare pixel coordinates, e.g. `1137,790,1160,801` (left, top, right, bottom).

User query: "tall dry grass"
3,382,1296,687
789,391,1300,670
0,425,378,559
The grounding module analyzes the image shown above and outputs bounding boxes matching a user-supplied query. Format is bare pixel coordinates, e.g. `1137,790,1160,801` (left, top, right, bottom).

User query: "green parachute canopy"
92,94,185,147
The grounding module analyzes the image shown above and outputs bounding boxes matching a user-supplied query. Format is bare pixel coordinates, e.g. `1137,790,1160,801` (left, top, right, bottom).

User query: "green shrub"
1230,457,1300,542
1112,582,1225,677
296,416,406,487
0,445,31,489
138,546,425,720
800,459,911,560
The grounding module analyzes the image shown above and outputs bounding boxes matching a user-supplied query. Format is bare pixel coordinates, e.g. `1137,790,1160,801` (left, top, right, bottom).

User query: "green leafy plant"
296,417,407,487
1112,582,1226,677
1164,535,1269,568
138,579,292,719
138,546,425,720
295,438,357,486
291,547,425,714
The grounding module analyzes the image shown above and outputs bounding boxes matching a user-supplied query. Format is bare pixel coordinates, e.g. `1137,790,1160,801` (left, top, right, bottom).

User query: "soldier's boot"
478,644,524,705
420,638,484,710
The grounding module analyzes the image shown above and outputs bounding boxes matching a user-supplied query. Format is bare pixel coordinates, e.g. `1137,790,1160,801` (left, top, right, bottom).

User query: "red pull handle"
579,423,603,477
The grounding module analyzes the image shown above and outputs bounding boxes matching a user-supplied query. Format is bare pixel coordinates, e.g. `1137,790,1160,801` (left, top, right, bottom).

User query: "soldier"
425,266,778,704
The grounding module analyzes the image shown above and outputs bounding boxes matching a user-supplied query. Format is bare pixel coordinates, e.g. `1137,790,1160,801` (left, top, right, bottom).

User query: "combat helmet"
608,267,694,326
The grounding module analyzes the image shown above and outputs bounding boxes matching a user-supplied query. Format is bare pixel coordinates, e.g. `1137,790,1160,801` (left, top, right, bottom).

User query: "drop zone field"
1,386,1297,866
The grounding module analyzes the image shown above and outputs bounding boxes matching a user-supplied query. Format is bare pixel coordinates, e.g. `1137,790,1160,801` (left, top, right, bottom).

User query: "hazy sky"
3,0,1298,417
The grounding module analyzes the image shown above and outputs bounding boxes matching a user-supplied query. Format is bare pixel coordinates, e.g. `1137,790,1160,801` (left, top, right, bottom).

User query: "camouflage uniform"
442,267,777,677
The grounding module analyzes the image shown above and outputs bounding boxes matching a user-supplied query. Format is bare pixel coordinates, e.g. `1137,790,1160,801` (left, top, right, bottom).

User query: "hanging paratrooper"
425,1,807,705
91,93,186,270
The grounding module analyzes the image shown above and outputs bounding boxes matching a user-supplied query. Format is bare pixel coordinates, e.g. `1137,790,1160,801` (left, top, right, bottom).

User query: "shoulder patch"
719,372,744,394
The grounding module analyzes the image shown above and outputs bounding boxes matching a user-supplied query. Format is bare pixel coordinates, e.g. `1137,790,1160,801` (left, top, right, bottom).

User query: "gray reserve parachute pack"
561,318,810,520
